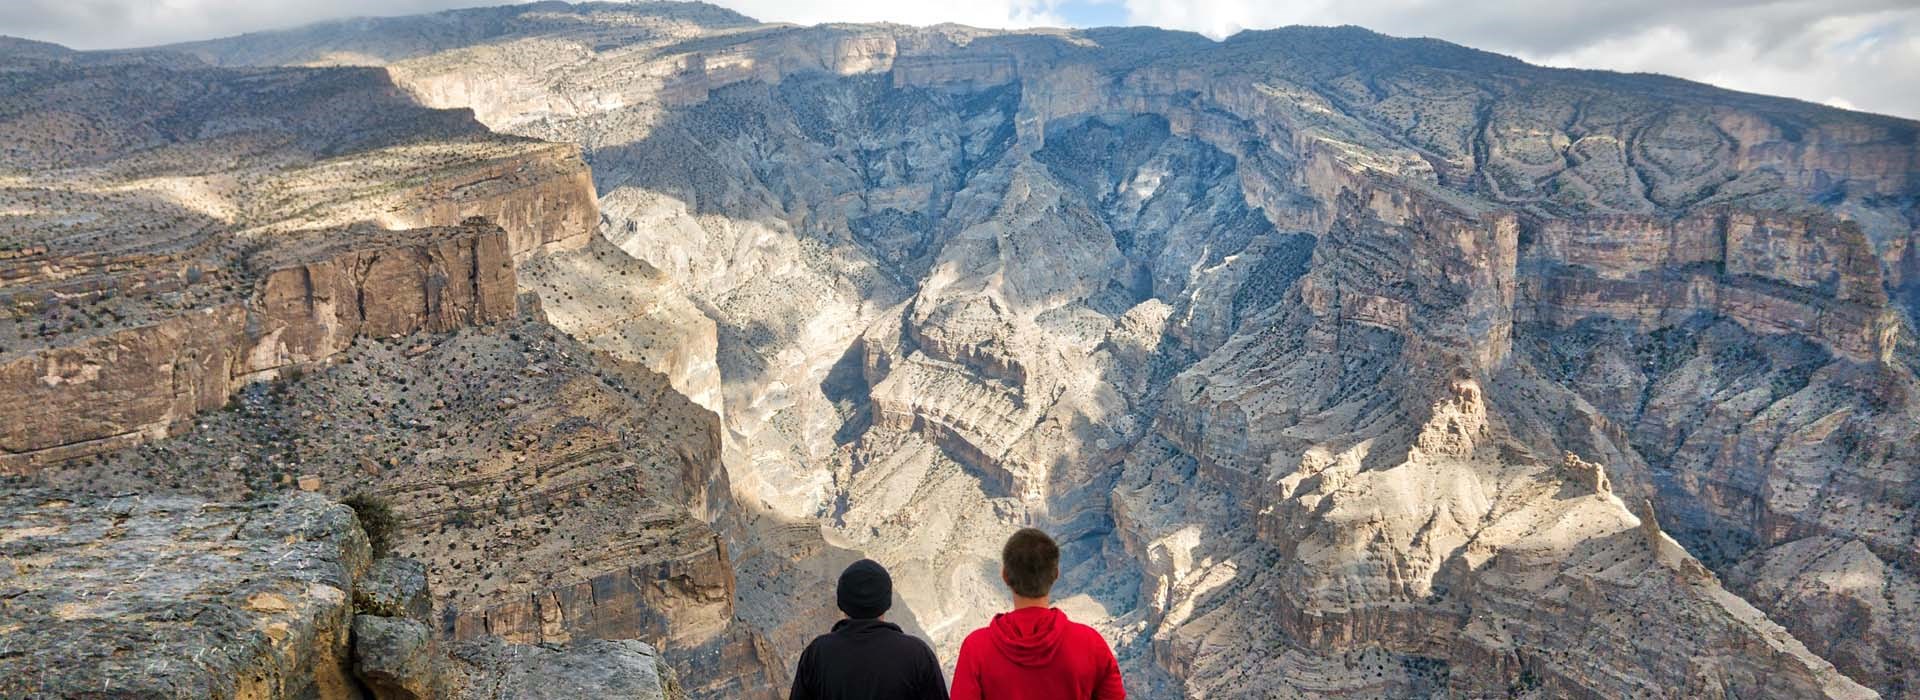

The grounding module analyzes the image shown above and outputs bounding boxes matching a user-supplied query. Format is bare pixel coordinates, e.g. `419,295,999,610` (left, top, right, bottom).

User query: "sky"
5,0,1917,120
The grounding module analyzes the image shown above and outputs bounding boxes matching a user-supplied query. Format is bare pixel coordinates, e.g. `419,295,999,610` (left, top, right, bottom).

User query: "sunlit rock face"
0,42,600,471
26,308,788,698
12,2,1920,697
0,36,780,699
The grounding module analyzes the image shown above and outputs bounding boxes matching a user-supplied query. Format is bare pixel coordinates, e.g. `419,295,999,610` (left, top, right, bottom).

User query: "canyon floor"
4,2,1920,698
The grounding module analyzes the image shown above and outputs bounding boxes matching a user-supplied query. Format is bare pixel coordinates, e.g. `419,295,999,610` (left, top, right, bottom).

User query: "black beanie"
836,559,892,619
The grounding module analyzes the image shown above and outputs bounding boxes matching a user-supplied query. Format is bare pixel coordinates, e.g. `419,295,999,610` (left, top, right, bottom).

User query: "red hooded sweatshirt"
950,607,1125,700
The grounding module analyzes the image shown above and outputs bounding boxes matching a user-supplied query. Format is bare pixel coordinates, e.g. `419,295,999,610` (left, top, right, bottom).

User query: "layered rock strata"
0,220,519,472
1523,211,1899,362
32,312,783,699
4,34,760,698
6,3,1917,698
161,5,1920,696
0,44,598,468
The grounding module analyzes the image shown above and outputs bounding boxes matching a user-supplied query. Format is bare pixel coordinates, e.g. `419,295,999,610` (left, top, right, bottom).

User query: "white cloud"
1,0,1914,119
719,0,1067,28
1523,8,1920,119
1118,0,1920,119
5,0,486,48
2,0,1069,50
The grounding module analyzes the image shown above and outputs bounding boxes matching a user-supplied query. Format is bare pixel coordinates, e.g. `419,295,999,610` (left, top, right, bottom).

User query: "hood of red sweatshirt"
986,606,1069,667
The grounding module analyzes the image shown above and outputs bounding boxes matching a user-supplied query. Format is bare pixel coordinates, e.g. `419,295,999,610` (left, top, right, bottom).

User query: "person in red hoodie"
951,528,1126,699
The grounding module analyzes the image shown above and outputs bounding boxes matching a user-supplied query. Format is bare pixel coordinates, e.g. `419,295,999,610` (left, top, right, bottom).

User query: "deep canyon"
3,2,1919,698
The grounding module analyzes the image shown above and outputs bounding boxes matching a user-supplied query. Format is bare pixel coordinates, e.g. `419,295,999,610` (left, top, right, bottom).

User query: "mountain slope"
11,3,1918,697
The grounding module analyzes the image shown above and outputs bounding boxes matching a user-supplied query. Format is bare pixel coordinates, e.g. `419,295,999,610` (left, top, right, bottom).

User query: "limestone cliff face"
0,222,517,472
27,310,784,700
1109,166,1874,697
376,143,601,259
246,224,521,371
0,47,602,469
4,44,747,696
1523,300,1920,695
0,306,249,468
15,4,1920,698
28,310,783,699
167,5,1920,697
1523,210,1898,362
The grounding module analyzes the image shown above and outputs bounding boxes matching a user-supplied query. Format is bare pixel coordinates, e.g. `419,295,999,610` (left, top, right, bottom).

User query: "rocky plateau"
3,2,1918,698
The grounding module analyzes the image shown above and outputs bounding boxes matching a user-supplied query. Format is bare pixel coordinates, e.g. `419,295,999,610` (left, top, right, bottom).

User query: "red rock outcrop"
0,221,518,473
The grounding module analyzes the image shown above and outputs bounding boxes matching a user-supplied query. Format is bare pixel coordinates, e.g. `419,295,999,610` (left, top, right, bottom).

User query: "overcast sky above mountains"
7,0,1917,120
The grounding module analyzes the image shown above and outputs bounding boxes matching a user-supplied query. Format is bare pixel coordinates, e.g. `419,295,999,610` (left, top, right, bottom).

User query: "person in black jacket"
789,559,948,700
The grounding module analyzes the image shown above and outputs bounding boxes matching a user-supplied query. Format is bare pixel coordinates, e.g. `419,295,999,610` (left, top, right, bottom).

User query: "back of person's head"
1000,528,1060,599
837,558,892,619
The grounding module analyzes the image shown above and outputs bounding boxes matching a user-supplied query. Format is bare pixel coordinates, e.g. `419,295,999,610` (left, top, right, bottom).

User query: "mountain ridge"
4,2,1917,698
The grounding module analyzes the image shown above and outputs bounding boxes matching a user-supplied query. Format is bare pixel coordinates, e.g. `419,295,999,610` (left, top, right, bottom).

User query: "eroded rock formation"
6,2,1919,698
0,43,599,469
0,220,519,471
31,311,788,699
2,32,773,698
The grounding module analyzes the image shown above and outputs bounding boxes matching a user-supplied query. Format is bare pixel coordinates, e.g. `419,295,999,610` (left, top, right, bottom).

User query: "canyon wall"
374,143,602,259
8,4,1917,698
0,47,601,470
0,221,518,472
3,40,777,699
178,7,1909,696
25,309,785,699
1523,210,1898,362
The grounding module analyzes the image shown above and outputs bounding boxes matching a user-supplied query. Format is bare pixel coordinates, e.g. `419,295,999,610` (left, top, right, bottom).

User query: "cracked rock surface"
0,489,684,700
0,490,369,699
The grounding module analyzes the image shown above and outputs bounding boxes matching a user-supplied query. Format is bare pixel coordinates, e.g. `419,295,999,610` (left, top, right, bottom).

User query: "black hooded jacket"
789,618,948,700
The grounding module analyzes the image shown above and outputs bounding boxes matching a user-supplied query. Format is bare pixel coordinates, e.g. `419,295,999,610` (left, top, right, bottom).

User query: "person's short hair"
1001,528,1060,598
